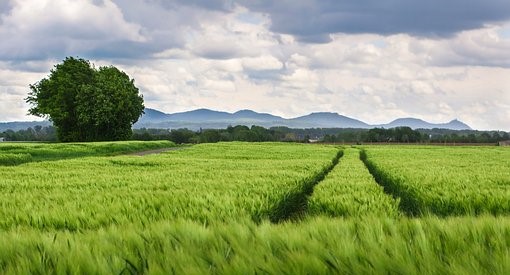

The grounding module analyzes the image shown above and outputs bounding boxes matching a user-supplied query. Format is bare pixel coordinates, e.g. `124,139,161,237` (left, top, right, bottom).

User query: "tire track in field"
306,148,401,218
269,149,344,223
360,149,419,216
126,146,188,156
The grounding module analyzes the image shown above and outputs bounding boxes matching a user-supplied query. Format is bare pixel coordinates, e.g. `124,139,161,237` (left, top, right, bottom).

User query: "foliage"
366,127,423,142
26,57,144,142
133,126,510,144
133,125,279,144
422,128,510,143
308,148,400,217
4,123,509,144
0,126,57,141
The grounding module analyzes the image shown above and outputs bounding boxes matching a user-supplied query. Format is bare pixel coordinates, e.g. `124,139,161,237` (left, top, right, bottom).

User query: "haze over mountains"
133,108,472,131
0,108,472,132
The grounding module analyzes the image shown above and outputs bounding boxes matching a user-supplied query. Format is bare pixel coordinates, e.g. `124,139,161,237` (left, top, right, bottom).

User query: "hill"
0,121,51,132
133,108,472,130
288,112,369,128
0,108,473,132
379,118,472,131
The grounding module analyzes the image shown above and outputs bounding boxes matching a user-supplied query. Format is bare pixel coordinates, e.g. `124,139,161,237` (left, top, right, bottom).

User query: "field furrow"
0,142,339,229
269,149,343,222
362,146,510,216
308,147,401,217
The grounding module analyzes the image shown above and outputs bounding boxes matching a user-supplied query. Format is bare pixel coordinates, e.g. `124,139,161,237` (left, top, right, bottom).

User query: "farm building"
499,140,510,146
0,137,4,142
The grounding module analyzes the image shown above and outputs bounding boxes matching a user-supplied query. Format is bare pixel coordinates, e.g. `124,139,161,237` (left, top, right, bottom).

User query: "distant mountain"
138,108,170,123
445,119,472,130
379,118,471,130
134,108,472,130
289,112,369,128
232,110,284,121
0,121,51,132
135,108,286,129
167,109,233,122
0,108,472,132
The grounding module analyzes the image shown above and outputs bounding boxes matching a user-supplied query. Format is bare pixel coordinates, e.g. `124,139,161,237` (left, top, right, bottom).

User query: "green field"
362,146,510,215
0,140,174,165
0,142,509,274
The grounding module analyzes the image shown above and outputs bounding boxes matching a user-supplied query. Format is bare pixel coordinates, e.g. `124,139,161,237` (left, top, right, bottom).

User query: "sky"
0,0,509,130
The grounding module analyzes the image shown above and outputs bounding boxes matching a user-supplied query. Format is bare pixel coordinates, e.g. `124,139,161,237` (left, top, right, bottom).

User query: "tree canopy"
26,57,144,142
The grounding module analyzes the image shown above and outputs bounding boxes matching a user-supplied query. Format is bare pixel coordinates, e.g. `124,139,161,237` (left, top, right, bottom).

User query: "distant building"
0,137,4,142
499,140,510,146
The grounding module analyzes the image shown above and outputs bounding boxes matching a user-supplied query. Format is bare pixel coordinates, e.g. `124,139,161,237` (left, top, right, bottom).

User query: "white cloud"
427,26,510,67
184,6,277,60
0,61,50,121
0,0,146,60
242,55,282,71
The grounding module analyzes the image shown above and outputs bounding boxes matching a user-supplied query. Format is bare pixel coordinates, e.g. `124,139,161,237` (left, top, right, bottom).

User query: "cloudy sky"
1,0,510,130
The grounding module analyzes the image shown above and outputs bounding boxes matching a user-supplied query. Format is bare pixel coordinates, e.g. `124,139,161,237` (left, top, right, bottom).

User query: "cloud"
0,0,233,61
242,55,283,71
0,1,11,15
154,0,233,11
0,0,147,60
0,61,50,121
181,6,278,60
421,26,510,67
1,0,510,132
241,0,510,42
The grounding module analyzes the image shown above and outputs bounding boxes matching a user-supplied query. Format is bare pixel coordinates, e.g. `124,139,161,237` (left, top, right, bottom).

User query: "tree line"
132,126,509,144
1,126,57,142
2,125,509,144
318,127,510,144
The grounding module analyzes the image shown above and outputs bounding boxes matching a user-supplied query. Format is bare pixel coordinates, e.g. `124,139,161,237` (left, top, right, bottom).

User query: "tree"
26,57,144,142
169,128,197,144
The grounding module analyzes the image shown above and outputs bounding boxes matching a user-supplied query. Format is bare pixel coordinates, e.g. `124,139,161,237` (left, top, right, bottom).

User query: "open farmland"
0,140,174,165
0,142,340,229
362,146,510,216
308,147,400,218
0,142,509,274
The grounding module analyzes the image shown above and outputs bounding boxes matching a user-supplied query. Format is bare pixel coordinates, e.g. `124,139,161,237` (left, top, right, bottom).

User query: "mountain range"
0,108,472,132
133,108,471,130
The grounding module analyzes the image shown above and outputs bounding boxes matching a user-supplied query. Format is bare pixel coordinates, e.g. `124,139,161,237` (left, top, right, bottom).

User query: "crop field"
0,142,339,229
308,148,400,218
362,146,510,215
0,142,509,274
0,140,174,165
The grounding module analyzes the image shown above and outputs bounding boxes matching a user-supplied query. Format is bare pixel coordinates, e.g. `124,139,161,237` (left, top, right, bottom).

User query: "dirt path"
127,146,187,156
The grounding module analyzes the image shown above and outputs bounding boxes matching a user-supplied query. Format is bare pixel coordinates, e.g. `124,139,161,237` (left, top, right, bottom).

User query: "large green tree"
26,57,144,142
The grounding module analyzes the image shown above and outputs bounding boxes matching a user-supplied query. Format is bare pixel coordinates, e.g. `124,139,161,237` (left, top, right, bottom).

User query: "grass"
361,146,510,216
0,142,340,229
0,153,33,166
0,216,508,274
0,142,509,274
0,140,175,165
308,147,401,217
